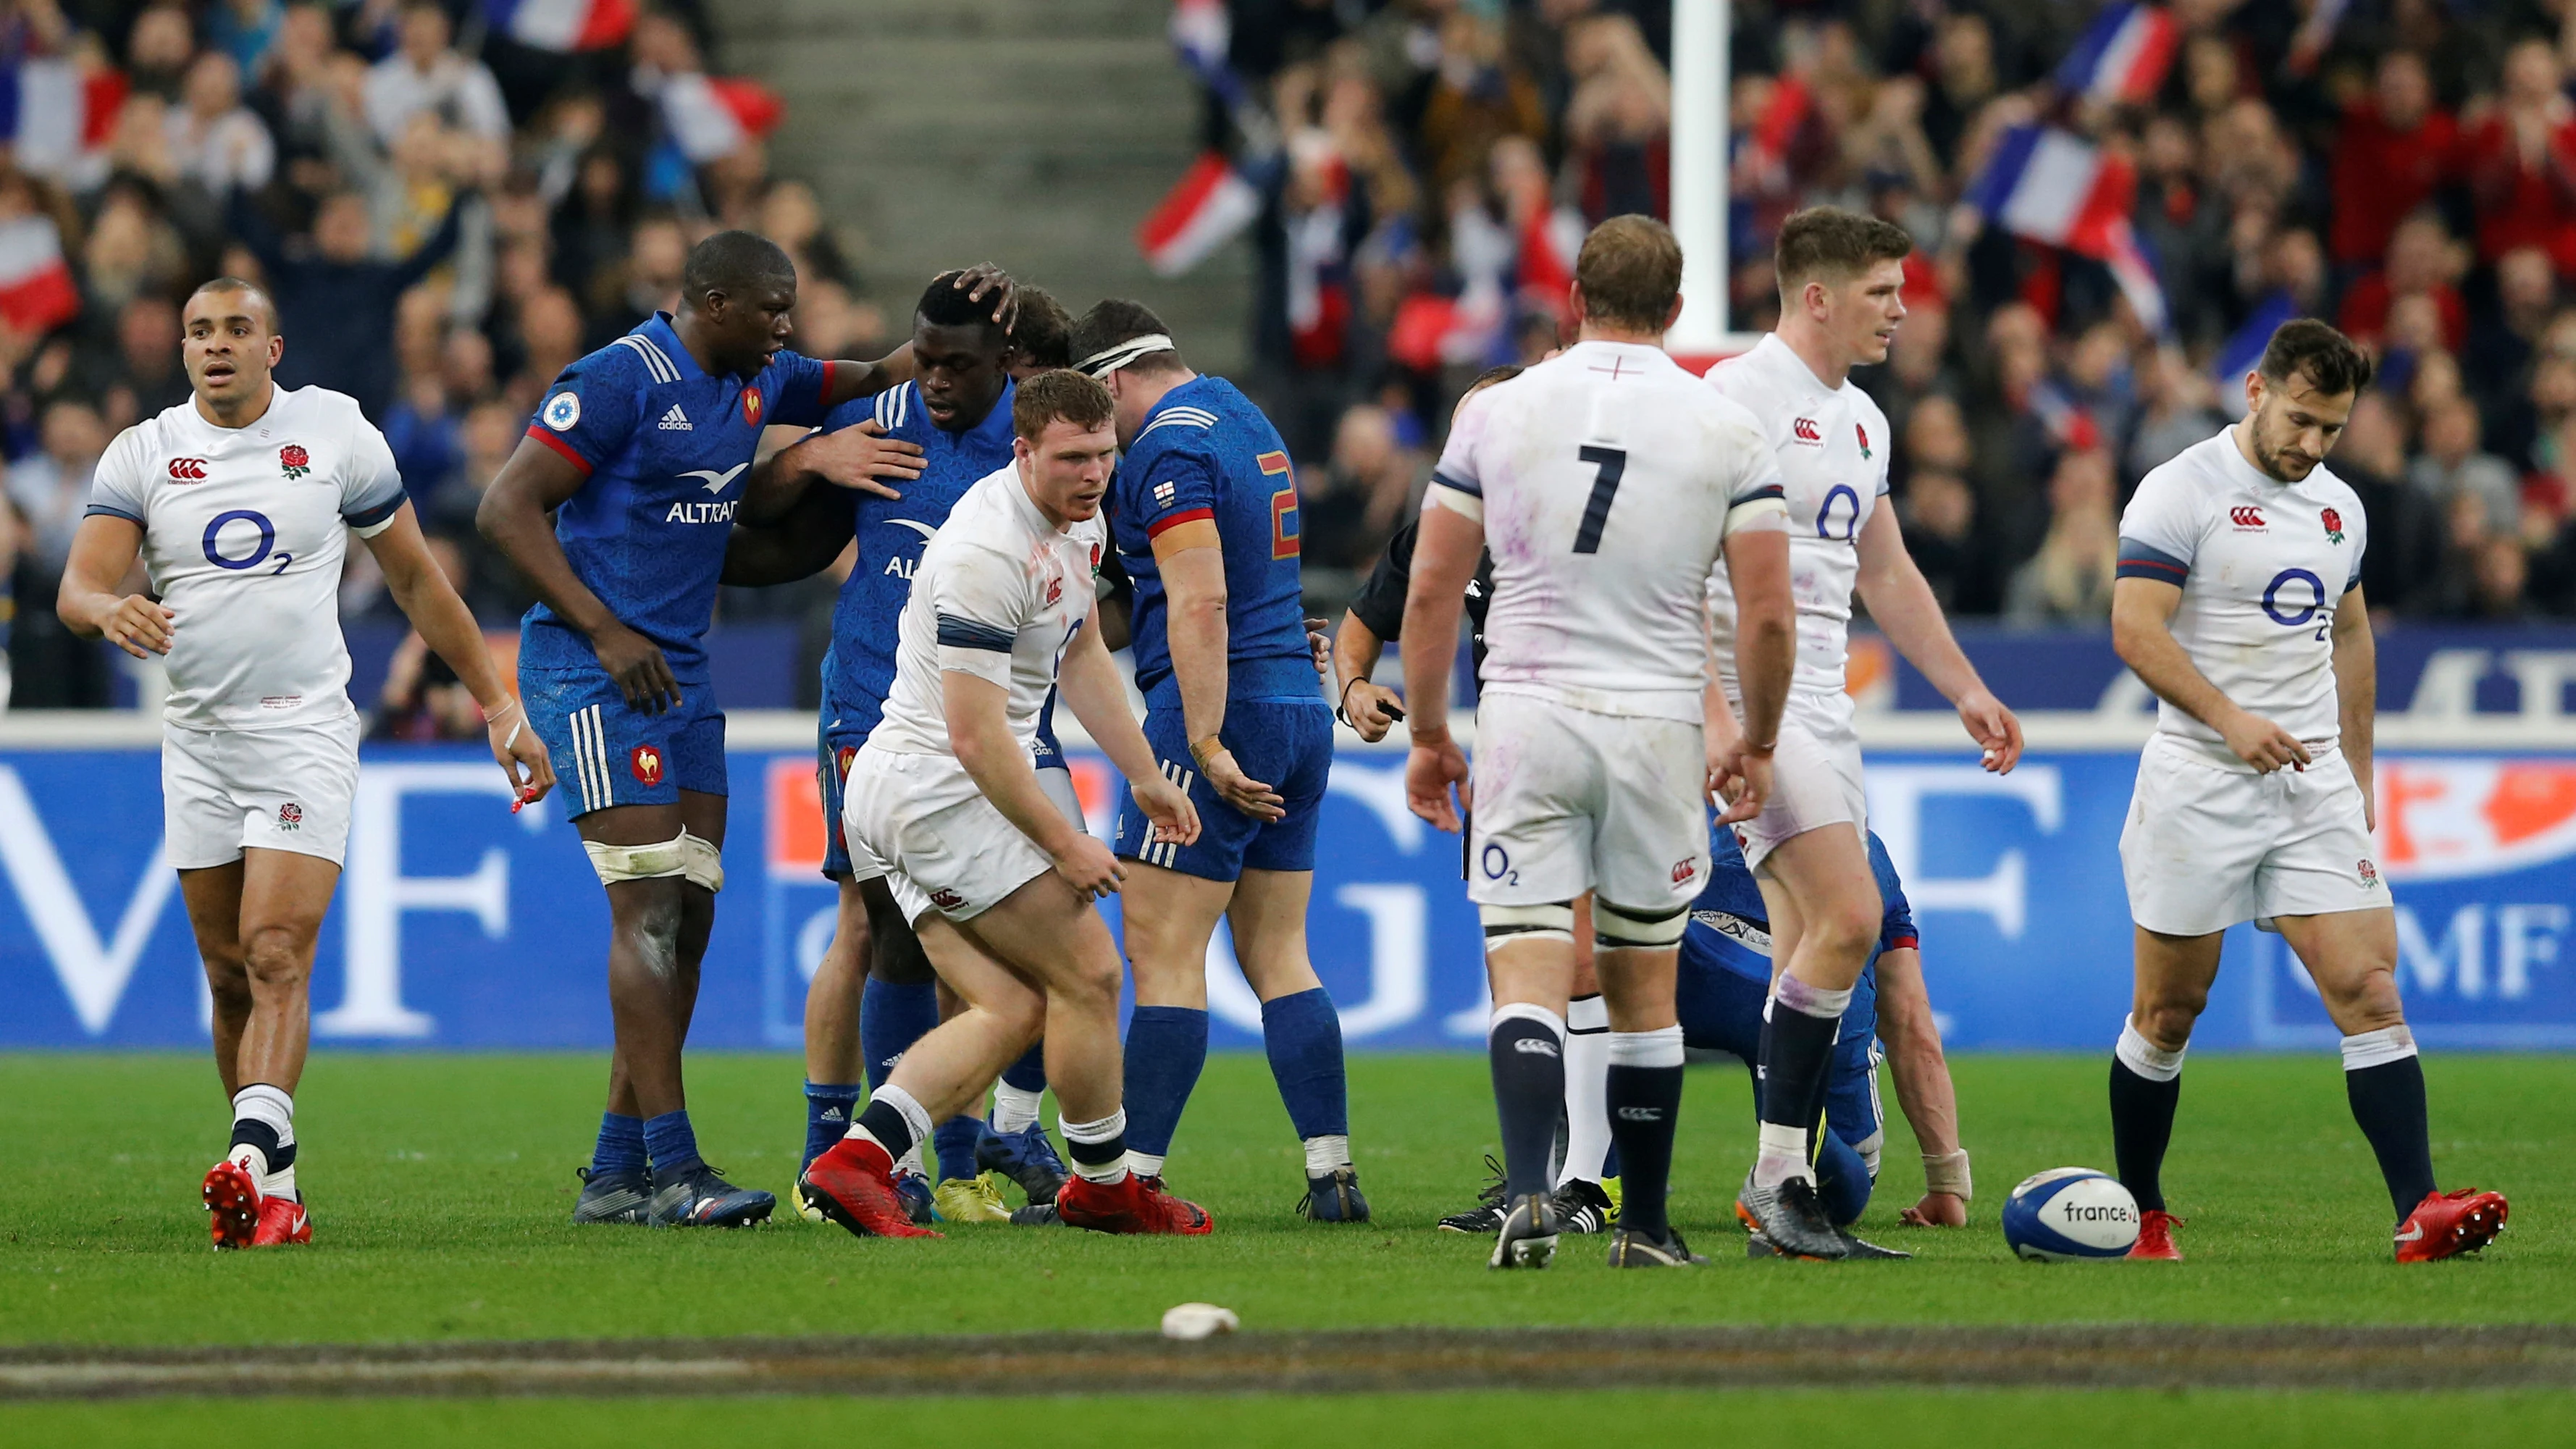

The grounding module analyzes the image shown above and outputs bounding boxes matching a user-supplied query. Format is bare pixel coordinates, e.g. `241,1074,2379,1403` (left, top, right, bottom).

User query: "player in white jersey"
799,370,1215,1240
56,278,550,1250
2107,320,2508,1264
1702,209,2019,1261
1402,216,1796,1270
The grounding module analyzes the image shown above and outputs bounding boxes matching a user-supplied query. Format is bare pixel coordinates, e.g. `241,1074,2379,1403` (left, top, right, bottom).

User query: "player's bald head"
185,277,278,335
681,230,796,308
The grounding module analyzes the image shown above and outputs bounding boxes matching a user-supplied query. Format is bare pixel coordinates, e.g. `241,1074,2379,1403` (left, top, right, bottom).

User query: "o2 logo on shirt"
2262,567,2329,634
1816,484,1862,541
543,391,582,432
202,509,290,575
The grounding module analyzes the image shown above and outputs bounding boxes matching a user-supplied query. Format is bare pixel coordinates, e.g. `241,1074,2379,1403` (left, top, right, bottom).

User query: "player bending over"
1071,301,1366,1220
800,369,1211,1239
1703,207,2019,1261
59,277,551,1248
726,280,1078,1226
1404,215,1796,1269
479,233,1003,1228
2107,319,2508,1263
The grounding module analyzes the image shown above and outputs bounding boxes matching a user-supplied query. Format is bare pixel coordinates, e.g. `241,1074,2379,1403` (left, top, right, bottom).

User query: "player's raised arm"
362,501,553,802
477,432,681,716
2330,581,2378,828
1854,502,2021,773
56,513,170,658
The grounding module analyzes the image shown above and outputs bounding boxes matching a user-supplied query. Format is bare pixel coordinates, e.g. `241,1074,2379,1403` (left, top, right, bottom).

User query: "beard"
2250,418,2317,481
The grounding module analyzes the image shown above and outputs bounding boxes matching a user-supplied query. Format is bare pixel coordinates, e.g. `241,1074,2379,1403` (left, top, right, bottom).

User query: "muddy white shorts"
844,747,1060,924
161,713,361,870
1467,689,1708,913
2120,733,2386,936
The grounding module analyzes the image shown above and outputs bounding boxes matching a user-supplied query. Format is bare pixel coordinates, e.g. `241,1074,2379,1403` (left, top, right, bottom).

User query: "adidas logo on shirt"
658,405,692,432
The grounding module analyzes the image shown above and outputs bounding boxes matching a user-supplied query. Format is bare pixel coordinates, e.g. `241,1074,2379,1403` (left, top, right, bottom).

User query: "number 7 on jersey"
1572,445,1626,553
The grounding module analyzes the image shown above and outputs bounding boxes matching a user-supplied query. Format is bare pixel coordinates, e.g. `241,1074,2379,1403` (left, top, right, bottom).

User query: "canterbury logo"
1511,1038,1561,1057
1791,417,1823,443
2231,506,2265,528
167,458,209,480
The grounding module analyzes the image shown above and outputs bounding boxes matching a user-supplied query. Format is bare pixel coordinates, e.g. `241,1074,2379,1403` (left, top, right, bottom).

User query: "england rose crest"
279,444,311,479
2322,506,2345,544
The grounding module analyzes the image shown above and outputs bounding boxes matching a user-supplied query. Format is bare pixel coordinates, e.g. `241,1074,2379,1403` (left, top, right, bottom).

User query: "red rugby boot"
251,1196,311,1247
202,1158,261,1251
2128,1209,2183,1261
1055,1172,1214,1235
2395,1188,2509,1263
801,1138,942,1240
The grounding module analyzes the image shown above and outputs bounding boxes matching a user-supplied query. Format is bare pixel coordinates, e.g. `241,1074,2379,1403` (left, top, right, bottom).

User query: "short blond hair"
1574,215,1684,332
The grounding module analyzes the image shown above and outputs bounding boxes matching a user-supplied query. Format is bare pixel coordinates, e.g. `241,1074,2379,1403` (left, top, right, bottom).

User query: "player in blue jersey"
726,280,1078,1225
1677,825,1971,1240
477,232,1014,1228
1070,301,1363,1221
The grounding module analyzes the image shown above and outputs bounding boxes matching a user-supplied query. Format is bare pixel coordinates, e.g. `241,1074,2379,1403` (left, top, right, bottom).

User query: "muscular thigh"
237,846,342,944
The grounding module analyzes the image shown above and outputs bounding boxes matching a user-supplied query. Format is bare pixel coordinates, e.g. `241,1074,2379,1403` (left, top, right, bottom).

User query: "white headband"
1074,333,1175,377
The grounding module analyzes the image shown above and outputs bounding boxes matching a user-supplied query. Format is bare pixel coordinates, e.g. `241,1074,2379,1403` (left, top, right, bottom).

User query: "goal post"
1669,0,1765,371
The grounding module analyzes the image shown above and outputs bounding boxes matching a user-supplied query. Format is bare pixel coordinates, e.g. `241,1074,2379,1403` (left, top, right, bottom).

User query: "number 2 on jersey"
1572,445,1625,553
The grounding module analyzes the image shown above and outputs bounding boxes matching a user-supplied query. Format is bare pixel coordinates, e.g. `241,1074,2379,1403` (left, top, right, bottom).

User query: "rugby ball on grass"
2002,1168,2139,1261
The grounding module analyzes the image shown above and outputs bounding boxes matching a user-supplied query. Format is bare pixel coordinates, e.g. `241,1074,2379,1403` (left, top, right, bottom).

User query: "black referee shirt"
1346,516,1495,676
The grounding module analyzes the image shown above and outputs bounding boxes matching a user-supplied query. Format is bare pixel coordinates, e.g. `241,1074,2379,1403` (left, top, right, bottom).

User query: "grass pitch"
3,1051,2567,1440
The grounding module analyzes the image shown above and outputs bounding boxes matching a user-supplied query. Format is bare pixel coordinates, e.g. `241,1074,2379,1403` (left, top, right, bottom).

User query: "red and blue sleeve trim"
83,503,144,525
525,424,595,476
2115,539,2188,582
343,495,406,529
818,358,837,409
1146,506,1216,539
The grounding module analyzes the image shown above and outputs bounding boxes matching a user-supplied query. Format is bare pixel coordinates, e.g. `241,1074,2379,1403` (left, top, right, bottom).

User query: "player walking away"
724,278,1077,1226
801,370,1212,1240
2107,320,2509,1263
1703,207,2021,1262
1070,301,1367,1222
1680,827,1971,1243
1402,215,1797,1269
58,278,553,1249
477,233,1007,1229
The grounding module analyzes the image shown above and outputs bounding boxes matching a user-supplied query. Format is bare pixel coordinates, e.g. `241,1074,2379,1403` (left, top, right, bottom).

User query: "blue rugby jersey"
818,377,1017,718
1106,376,1316,705
519,313,834,679
1688,827,1918,985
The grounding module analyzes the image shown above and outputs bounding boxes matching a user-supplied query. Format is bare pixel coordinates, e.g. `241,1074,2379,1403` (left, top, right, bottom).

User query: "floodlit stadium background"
1,0,2572,1054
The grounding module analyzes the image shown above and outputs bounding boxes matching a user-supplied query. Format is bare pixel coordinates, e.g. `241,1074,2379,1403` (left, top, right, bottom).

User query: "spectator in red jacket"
2331,51,2460,268
2467,38,2576,273
2340,211,2471,353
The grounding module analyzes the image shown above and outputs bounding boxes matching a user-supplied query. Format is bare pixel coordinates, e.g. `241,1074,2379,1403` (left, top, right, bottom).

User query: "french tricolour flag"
2054,2,2178,106
2212,290,2299,393
0,214,82,335
486,0,637,53
1170,0,1241,106
0,58,126,181
659,73,786,163
1138,152,1259,277
1968,124,2167,331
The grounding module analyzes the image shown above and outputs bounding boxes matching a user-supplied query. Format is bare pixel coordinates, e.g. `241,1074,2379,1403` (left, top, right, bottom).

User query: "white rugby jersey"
866,462,1107,794
2117,428,2369,763
85,386,406,731
1701,333,1895,702
1429,340,1786,722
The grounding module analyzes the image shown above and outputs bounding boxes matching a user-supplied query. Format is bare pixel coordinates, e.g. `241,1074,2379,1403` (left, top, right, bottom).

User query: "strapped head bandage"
1074,333,1175,377
582,832,690,886
1595,896,1689,948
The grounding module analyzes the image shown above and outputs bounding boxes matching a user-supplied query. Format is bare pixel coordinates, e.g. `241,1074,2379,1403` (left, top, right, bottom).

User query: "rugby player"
477,233,1008,1228
800,369,1212,1239
1402,215,1796,1269
724,278,1078,1225
2107,319,2508,1262
59,277,553,1248
1703,207,2018,1261
1070,301,1366,1220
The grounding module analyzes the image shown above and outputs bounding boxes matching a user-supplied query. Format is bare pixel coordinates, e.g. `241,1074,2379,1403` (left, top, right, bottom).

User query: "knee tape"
681,830,724,894
1594,897,1687,949
582,832,691,886
1479,901,1576,946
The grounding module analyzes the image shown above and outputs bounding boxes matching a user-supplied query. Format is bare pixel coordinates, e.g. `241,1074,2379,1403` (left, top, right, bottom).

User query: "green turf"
9,1390,2576,1448
4,1051,2563,1345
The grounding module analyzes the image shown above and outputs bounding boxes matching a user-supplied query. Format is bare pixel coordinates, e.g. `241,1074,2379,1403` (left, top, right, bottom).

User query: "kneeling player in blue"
479,233,996,1227
1677,825,1971,1238
1071,301,1362,1219
726,280,1078,1225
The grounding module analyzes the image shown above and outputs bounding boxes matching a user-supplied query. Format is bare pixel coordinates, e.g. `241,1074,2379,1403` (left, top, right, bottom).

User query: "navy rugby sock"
860,976,939,1092
2110,1017,2186,1214
932,1116,982,1184
594,1111,647,1177
2343,1028,2437,1221
1123,1006,1209,1172
800,1083,860,1172
1488,1005,1566,1201
643,1110,700,1177
1259,988,1348,1146
1000,1043,1048,1094
1603,1028,1683,1239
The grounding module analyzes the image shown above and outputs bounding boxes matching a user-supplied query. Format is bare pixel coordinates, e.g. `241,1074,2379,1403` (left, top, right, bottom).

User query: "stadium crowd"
1206,0,2576,625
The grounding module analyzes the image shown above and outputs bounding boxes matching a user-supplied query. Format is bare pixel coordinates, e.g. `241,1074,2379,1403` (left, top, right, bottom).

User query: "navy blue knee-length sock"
860,976,939,1092
1123,1005,1209,1173
1260,988,1349,1168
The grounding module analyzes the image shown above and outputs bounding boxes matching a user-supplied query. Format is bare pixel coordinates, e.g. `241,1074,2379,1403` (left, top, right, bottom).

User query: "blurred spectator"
2336,393,2447,613
1417,9,1547,196
370,537,492,741
230,185,464,419
2465,38,2576,272
2414,395,2525,536
167,51,276,196
7,400,114,708
2330,51,2460,269
364,0,511,147
1303,403,1422,571
2340,213,2469,353
2005,447,2118,626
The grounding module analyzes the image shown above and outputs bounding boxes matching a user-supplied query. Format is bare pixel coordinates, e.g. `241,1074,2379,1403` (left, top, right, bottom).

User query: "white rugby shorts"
1731,689,1867,871
161,713,361,870
843,748,1061,923
1467,689,1708,913
844,762,1080,928
2120,732,2386,936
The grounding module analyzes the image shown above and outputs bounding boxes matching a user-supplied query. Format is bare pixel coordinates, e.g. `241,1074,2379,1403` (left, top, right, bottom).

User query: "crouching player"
801,370,1213,1238
1679,826,1969,1242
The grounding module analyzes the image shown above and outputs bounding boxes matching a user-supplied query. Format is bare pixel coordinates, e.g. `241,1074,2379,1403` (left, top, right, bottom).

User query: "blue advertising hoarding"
3,736,2571,1052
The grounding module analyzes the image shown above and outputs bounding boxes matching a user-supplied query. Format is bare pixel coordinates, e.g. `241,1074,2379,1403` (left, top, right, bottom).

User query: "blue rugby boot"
975,1118,1070,1206
571,1166,651,1225
893,1168,936,1226
647,1162,776,1228
1296,1166,1371,1222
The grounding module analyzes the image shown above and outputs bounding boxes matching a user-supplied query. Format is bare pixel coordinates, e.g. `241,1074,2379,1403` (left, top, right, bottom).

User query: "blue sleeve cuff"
343,495,405,529
936,613,1017,652
2115,539,2189,583
83,504,144,524
1430,467,1481,498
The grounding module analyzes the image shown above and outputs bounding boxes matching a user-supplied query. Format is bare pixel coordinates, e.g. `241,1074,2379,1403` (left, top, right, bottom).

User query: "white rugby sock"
991,1080,1044,1135
1557,994,1613,1185
2115,1015,2187,1083
1060,1110,1131,1185
230,1083,295,1198
1125,1151,1166,1179
1302,1134,1350,1175
2340,1025,2419,1070
1753,1122,1813,1190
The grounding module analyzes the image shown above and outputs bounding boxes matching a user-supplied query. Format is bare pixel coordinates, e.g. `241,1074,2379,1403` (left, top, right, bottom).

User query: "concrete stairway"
714,0,1251,374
